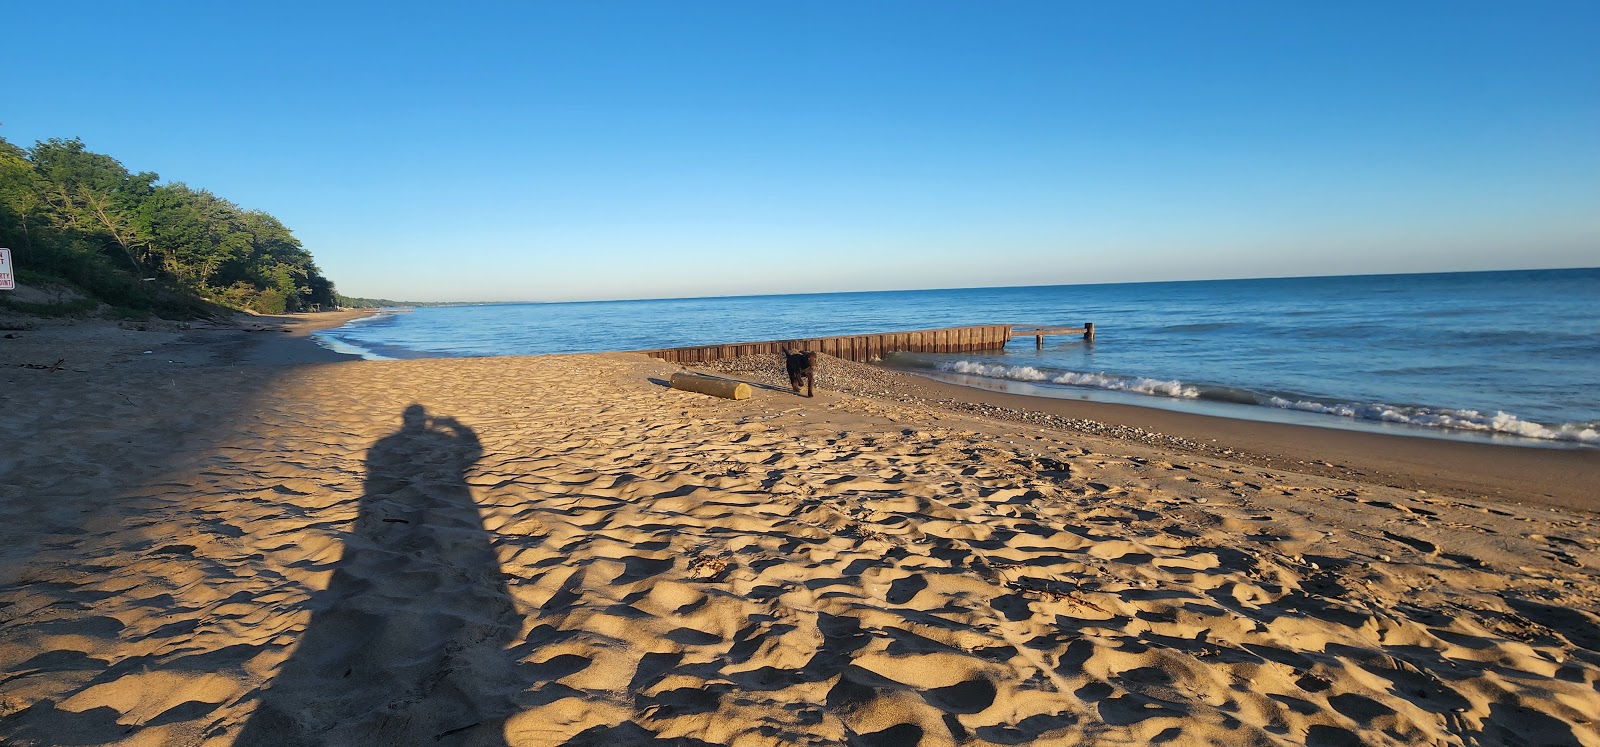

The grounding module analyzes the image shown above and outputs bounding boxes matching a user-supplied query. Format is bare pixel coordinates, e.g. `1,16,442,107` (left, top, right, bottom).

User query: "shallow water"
315,268,1600,447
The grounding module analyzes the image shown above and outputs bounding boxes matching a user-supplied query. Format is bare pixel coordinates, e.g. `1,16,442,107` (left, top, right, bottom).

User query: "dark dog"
782,348,817,397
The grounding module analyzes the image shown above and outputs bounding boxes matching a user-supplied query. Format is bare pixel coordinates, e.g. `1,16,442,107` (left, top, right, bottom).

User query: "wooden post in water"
1084,322,1095,341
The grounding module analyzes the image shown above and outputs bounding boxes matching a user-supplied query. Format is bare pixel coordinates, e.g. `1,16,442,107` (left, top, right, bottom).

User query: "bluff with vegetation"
0,135,338,318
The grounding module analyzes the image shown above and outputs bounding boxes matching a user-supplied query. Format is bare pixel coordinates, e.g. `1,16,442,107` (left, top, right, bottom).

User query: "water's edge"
311,269,1600,451
312,323,1596,451
896,367,1592,451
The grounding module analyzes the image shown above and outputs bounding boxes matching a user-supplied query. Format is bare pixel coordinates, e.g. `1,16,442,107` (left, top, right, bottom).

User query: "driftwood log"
669,372,752,400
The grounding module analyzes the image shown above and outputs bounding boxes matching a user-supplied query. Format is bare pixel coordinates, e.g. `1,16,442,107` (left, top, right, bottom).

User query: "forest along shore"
1,326,1596,745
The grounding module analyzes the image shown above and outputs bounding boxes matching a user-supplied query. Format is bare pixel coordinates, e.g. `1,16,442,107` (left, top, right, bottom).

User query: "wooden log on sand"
670,372,752,400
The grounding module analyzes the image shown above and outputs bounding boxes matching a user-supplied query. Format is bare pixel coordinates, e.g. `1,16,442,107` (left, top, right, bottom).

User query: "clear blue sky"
3,1,1596,302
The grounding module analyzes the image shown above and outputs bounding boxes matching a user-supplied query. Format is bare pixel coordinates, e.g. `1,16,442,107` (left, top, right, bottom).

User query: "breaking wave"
1265,398,1600,445
937,361,1200,398
933,359,1599,445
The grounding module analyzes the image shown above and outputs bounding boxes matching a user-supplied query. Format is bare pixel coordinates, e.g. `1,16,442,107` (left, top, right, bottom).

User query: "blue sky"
3,1,1596,302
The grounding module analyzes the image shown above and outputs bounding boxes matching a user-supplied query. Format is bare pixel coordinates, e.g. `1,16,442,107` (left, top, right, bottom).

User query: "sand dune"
2,339,1598,745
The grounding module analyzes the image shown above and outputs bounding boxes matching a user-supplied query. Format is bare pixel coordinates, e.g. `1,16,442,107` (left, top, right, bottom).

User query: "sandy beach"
2,317,1597,746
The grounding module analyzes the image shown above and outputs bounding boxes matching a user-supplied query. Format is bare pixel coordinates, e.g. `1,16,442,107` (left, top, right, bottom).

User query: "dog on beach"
782,348,817,397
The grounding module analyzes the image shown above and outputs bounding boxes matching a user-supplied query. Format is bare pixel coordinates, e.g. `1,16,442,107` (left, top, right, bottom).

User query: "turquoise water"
315,268,1600,448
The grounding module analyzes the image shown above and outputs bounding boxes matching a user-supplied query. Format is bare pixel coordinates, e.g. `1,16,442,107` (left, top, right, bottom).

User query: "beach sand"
2,319,1597,746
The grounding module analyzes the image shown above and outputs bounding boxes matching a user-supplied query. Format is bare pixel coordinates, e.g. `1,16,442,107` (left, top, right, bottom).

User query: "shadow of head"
365,404,482,493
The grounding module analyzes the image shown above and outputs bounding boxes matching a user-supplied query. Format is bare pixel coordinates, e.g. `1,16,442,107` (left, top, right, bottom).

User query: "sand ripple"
2,353,1598,746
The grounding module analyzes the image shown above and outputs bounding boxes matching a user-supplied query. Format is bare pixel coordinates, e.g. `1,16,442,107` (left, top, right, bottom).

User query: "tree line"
0,135,338,317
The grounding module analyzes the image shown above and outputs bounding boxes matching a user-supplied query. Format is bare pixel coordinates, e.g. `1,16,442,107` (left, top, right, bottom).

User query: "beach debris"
670,371,752,400
435,722,482,739
1016,454,1073,476
687,552,731,580
1004,575,1112,614
17,358,66,372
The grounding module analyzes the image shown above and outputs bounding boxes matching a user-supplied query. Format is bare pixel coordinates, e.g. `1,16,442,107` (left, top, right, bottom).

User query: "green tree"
0,138,47,262
28,138,157,273
0,133,341,318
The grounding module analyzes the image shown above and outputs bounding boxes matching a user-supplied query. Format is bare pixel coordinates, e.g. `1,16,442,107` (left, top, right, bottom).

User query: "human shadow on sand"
237,404,524,746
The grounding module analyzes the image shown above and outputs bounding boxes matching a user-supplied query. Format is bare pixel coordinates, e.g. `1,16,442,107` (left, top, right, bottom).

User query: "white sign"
0,249,12,291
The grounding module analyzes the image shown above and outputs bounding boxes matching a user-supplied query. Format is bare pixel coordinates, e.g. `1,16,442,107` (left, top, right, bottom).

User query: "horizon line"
348,264,1598,308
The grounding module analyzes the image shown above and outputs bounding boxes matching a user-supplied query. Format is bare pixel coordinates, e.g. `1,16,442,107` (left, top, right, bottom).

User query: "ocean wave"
342,311,398,327
935,359,1598,445
309,331,398,361
1265,397,1600,444
938,361,1200,398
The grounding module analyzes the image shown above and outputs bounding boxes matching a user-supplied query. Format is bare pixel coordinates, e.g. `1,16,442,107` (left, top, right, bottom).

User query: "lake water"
314,268,1600,448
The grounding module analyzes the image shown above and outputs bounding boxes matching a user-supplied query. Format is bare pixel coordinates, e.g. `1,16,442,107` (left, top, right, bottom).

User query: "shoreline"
0,308,374,370
281,312,1599,457
20,312,1590,513
226,309,376,364
908,369,1598,452
697,353,1600,514
888,371,1600,513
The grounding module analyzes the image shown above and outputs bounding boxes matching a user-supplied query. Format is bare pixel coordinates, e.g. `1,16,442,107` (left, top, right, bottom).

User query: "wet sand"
865,374,1600,513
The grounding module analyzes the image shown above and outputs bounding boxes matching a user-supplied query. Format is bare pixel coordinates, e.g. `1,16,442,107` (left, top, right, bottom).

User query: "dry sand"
1,322,1597,746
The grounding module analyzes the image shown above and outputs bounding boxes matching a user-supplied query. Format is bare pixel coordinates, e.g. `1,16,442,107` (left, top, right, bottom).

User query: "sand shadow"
236,404,525,746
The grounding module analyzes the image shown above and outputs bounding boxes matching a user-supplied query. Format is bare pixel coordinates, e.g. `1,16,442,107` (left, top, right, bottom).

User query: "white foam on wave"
939,361,1200,398
1266,397,1600,444
937,360,1598,445
309,330,398,361
308,311,405,360
341,310,395,327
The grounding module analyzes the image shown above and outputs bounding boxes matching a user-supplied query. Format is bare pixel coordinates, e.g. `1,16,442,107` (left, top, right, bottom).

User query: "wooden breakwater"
640,323,1091,364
